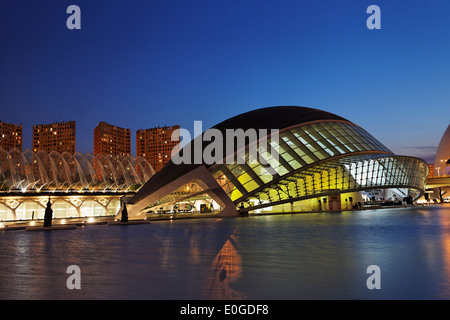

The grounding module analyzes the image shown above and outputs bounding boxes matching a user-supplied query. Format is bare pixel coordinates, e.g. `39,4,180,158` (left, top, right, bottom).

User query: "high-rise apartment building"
428,164,434,178
33,121,76,153
0,120,22,151
94,122,131,156
136,125,180,172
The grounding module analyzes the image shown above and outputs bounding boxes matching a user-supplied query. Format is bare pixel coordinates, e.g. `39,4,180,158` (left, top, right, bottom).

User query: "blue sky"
0,0,449,162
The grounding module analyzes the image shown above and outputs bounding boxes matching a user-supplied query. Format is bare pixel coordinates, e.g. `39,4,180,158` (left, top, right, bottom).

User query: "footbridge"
426,176,450,189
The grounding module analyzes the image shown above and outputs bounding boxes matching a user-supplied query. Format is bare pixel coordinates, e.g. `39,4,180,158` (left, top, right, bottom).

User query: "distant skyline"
1,0,449,163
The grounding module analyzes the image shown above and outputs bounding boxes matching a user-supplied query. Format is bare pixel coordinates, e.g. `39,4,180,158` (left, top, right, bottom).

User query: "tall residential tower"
0,120,22,151
94,121,131,156
136,125,180,172
33,121,76,153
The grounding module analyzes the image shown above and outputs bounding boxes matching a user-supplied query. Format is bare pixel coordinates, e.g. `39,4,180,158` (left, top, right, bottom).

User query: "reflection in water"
203,230,246,299
2,205,450,299
438,209,450,297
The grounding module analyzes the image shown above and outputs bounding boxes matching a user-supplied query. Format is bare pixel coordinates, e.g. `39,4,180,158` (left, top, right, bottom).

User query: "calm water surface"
2,205,450,300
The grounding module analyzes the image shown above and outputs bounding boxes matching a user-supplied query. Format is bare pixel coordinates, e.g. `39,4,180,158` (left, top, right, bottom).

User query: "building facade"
33,121,76,154
0,121,22,151
0,147,155,221
434,124,450,176
124,106,429,219
429,123,450,202
136,125,180,172
94,122,131,157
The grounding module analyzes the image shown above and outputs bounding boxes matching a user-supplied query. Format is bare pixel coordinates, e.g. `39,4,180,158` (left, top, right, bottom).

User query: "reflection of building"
124,106,429,219
203,231,245,299
94,122,131,157
434,124,450,176
33,121,76,154
0,147,154,221
136,125,180,172
0,121,22,152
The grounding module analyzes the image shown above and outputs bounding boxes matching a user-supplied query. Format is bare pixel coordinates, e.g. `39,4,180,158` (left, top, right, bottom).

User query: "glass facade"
126,107,430,218
0,196,121,221
208,121,428,210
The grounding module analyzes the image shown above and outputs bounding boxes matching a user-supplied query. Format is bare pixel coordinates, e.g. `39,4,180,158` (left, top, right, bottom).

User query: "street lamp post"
435,167,441,177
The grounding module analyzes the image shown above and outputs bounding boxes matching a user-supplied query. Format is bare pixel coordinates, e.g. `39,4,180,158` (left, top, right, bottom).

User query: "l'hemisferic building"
0,106,430,222
123,106,429,219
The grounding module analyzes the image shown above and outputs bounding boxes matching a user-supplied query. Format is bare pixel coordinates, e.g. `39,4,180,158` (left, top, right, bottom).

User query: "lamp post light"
435,167,441,177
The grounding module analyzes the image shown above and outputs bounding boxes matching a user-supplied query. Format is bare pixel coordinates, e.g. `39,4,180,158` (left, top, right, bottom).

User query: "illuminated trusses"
0,148,155,192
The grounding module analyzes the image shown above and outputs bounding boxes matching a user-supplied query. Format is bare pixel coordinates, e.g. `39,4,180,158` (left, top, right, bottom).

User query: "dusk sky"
1,0,449,163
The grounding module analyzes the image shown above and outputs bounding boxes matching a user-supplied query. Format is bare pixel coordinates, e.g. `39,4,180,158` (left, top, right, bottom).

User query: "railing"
429,174,450,178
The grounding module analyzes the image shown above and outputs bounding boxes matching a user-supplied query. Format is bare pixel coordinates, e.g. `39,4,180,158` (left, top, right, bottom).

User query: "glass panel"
229,187,243,201
243,180,259,192
288,159,302,170
221,180,236,194
280,152,293,162
212,169,229,187
302,154,315,164
305,143,318,153
313,150,328,160
270,140,288,155
275,165,289,176
253,164,274,183
238,172,252,185
230,165,244,177
305,128,323,142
